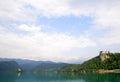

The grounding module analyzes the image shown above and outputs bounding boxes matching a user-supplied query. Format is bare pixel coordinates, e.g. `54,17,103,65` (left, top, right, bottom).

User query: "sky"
0,0,120,63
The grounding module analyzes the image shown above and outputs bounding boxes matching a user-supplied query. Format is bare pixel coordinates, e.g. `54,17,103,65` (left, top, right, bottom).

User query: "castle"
99,51,110,61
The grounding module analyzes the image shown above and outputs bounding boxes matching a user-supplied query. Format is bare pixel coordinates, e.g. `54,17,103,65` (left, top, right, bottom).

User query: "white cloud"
68,0,120,45
0,0,120,27
0,25,95,62
99,27,120,45
0,0,120,62
17,24,41,32
0,0,36,22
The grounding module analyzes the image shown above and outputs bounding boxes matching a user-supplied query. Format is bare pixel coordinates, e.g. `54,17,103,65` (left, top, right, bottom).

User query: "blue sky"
37,16,93,35
0,0,120,63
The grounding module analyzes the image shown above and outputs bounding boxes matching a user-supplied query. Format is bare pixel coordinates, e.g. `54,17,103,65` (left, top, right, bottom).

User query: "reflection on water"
0,72,120,82
17,72,21,77
0,72,18,82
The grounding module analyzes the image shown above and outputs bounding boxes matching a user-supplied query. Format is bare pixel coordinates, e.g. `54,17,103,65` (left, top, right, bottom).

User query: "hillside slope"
0,61,20,72
59,52,120,72
34,63,68,73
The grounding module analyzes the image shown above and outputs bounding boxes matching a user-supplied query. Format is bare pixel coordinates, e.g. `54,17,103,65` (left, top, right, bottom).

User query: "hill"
0,58,54,72
33,62,68,73
0,58,69,73
0,61,20,72
59,51,120,73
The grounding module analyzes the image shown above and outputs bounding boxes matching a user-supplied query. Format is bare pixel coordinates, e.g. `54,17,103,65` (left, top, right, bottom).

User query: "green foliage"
59,64,80,72
105,53,120,69
59,53,120,72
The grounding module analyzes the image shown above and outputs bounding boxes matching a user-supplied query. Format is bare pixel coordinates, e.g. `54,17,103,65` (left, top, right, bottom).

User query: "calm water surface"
0,72,120,82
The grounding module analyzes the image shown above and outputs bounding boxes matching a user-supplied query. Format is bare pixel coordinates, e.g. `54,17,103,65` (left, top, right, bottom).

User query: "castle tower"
99,51,110,61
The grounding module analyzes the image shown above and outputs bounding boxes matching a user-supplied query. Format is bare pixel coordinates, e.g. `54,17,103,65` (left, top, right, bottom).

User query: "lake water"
0,72,120,82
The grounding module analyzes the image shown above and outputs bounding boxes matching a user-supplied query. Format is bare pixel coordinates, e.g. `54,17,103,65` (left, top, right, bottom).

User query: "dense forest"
33,63,68,73
59,53,120,72
0,61,20,72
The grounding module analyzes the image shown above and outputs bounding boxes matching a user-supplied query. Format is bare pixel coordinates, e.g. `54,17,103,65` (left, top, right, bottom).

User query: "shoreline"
98,69,120,74
59,69,120,74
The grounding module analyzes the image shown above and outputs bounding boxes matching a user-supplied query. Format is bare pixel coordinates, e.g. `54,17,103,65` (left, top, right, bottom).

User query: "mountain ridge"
0,58,69,72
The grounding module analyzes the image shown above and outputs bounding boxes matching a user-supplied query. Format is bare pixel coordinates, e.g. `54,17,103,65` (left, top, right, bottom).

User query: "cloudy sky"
0,0,120,63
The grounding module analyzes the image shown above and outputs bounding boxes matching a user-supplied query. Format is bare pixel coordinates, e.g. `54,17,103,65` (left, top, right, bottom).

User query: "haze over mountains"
0,58,69,73
0,51,120,74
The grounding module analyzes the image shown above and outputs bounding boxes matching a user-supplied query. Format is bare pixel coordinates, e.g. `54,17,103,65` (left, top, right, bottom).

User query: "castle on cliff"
99,51,110,61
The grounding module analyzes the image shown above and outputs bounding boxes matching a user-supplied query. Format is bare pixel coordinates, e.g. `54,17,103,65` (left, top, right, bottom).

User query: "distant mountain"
19,61,56,72
0,58,48,70
0,58,36,65
0,61,20,72
34,62,68,73
0,58,69,73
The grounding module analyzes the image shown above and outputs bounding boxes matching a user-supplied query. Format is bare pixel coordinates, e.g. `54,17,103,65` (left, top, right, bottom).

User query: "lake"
0,72,120,82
